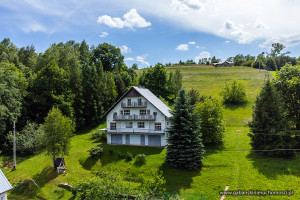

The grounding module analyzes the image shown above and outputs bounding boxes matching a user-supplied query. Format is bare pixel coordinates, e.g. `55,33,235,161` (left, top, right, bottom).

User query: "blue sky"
1,0,300,68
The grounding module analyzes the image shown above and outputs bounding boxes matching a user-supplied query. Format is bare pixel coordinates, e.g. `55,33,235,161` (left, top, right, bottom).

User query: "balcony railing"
108,128,165,135
121,102,147,108
113,114,155,121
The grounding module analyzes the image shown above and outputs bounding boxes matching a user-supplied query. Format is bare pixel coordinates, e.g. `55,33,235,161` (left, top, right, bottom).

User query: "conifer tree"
166,89,204,170
248,80,295,157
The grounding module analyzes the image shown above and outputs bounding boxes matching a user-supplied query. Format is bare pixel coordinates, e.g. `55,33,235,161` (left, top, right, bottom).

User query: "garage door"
111,134,122,144
148,135,161,146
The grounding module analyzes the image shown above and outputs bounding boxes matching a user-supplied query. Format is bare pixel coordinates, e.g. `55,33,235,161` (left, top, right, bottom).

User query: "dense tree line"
0,38,137,153
139,64,183,100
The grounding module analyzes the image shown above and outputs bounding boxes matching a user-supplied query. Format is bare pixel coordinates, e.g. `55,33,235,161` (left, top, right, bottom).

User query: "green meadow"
3,66,300,200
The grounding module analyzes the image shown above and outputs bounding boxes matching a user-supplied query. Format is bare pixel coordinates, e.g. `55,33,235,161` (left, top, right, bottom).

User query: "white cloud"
136,54,150,66
97,9,151,29
225,40,230,44
171,0,205,13
99,32,109,37
21,20,46,33
119,45,131,54
259,34,300,48
188,41,195,45
176,44,189,51
195,51,211,63
125,57,134,61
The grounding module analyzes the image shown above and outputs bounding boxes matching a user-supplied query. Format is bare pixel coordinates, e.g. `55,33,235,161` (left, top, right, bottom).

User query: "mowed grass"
3,66,300,200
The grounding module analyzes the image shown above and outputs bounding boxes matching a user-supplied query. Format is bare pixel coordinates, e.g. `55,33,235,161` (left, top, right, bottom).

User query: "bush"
109,149,114,155
135,154,146,165
88,146,103,159
118,151,125,159
195,99,225,146
220,80,247,105
7,121,44,155
126,152,133,161
90,130,106,140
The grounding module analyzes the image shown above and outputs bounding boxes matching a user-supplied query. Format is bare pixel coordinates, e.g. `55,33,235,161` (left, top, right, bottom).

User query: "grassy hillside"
3,66,300,200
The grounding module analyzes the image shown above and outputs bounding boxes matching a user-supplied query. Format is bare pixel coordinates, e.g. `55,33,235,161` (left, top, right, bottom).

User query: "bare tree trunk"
52,151,56,170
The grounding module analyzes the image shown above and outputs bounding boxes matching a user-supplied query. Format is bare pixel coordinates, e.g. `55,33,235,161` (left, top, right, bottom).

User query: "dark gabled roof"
0,169,13,194
102,86,172,118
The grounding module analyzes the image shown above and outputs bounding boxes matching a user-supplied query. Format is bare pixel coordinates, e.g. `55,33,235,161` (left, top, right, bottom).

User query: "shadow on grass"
224,103,249,110
247,152,300,179
159,161,201,192
100,144,164,167
204,144,225,157
32,166,58,188
80,156,98,170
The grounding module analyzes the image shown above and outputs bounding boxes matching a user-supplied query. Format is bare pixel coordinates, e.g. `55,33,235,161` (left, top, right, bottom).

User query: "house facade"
0,169,13,200
103,86,172,147
213,61,233,67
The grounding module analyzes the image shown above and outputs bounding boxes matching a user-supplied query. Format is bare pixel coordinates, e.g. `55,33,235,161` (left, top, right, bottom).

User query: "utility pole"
13,121,16,170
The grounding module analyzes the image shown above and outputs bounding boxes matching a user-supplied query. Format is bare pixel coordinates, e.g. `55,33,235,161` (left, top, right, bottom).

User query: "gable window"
127,99,131,106
114,112,117,116
153,112,157,116
138,99,142,106
124,110,130,115
155,123,161,131
110,122,116,130
147,110,150,115
120,110,123,115
138,122,145,128
126,122,133,128
140,110,146,115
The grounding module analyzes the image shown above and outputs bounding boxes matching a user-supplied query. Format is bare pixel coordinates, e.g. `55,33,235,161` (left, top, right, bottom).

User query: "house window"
140,110,146,115
167,121,169,125
110,122,116,130
138,99,142,105
153,112,157,116
126,122,133,128
138,122,145,128
127,99,131,106
120,110,123,115
114,112,117,116
124,110,130,115
155,123,161,131
147,110,150,115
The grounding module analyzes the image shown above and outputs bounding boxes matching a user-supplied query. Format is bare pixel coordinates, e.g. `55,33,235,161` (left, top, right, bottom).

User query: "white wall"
0,192,7,200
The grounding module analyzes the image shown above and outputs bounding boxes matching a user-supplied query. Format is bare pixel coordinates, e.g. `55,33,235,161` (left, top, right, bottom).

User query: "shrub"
88,146,103,159
118,151,125,159
135,154,146,165
7,121,44,155
109,149,114,155
90,130,106,140
126,152,133,161
220,80,247,105
195,99,225,146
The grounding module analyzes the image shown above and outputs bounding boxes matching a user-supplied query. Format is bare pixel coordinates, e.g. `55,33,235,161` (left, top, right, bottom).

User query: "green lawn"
3,66,300,200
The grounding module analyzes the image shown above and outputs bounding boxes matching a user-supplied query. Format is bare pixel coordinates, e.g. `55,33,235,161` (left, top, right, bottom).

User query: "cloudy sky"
1,0,300,68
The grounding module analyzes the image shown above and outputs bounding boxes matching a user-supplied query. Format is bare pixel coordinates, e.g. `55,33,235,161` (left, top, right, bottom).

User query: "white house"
103,86,172,147
0,169,13,200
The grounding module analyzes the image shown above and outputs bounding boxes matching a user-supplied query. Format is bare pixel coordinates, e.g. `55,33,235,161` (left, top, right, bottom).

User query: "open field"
3,66,300,200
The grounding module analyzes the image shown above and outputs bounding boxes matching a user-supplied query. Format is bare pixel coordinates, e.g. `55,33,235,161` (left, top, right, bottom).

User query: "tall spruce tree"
248,80,295,157
166,89,204,170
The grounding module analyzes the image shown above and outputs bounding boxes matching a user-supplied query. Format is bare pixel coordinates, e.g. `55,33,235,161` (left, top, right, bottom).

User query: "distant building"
213,61,233,67
102,86,172,147
0,169,13,200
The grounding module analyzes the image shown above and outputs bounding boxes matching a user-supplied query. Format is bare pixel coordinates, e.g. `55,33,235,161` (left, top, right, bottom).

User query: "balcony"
121,102,147,108
113,114,156,121
108,128,165,135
